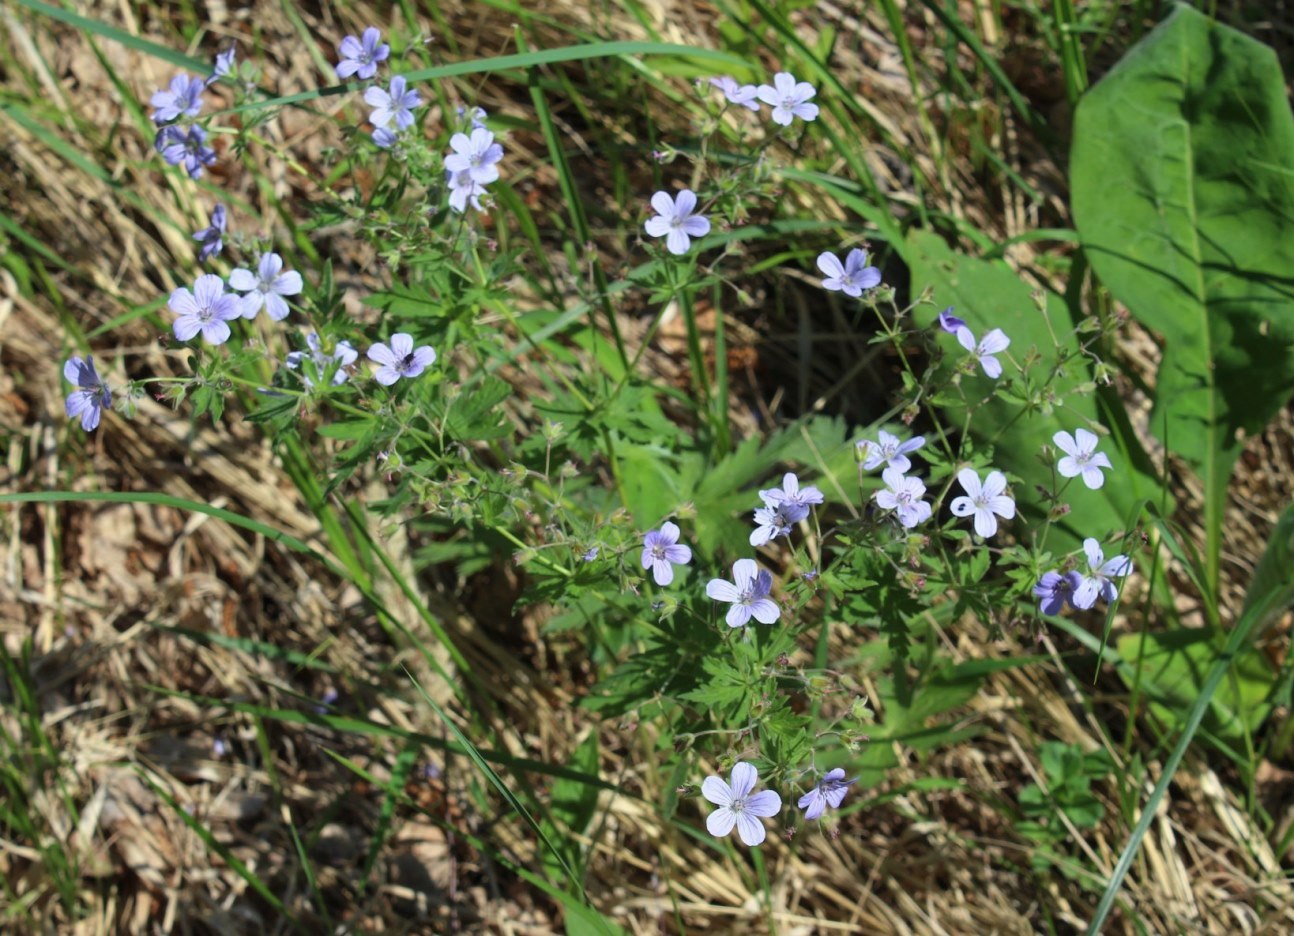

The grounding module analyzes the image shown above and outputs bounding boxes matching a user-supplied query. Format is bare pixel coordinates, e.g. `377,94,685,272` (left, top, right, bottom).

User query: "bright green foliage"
1018,742,1113,877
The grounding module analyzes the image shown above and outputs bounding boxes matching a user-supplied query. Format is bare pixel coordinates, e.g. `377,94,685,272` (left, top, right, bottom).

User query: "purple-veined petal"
202,320,232,346
972,509,998,539
816,252,845,280
681,215,710,237
701,776,732,806
980,355,1003,379
173,314,201,342
665,229,691,255
980,328,1010,354
651,559,673,586
264,293,291,321
726,604,753,628
650,191,675,219
674,189,697,217
956,468,982,499
731,559,756,592
367,343,397,366
663,544,691,565
749,598,780,624
706,806,736,838
734,813,765,846
644,216,671,238
373,365,401,386
728,763,757,799
955,326,977,353
981,471,1007,499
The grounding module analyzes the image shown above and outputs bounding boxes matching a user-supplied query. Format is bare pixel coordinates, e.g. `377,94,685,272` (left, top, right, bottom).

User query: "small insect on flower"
1073,538,1133,610
750,501,809,547
150,73,205,123
364,75,421,130
287,332,359,388
873,467,932,529
193,204,226,263
756,71,819,125
706,558,780,628
640,521,692,586
816,248,881,298
857,430,925,474
208,47,236,86
335,27,390,80
798,768,858,820
956,326,1011,379
158,125,217,179
708,75,760,111
169,273,241,346
759,472,824,510
1054,428,1114,490
444,127,504,185
1033,570,1082,615
230,253,304,321
938,307,966,333
701,762,782,847
63,356,111,431
949,468,1016,538
644,189,711,256
367,333,436,385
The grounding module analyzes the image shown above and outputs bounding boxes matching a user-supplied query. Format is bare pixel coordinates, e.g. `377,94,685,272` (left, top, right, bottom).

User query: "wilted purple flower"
1033,570,1082,616
581,546,599,562
447,169,487,213
150,73,205,123
229,253,303,321
798,768,857,820
857,430,925,473
956,326,1011,379
456,105,489,129
1054,428,1113,490
192,204,226,262
816,249,881,297
286,332,358,387
708,76,760,111
336,27,390,80
444,127,504,184
159,125,216,179
63,356,111,431
759,472,824,510
1074,539,1133,609
949,468,1015,538
208,47,236,86
756,72,818,125
706,558,779,628
644,189,710,255
640,521,692,586
170,273,240,345
750,501,809,547
364,75,420,130
873,467,931,529
702,762,782,846
367,333,436,385
938,307,966,333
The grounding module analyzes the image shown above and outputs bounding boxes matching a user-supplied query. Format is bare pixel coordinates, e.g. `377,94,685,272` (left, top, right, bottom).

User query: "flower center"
651,544,668,561
670,216,685,230
974,494,990,509
197,304,214,323
400,352,417,370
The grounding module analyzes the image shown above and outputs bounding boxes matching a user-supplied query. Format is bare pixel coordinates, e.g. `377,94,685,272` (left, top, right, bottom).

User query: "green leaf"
1071,3,1294,594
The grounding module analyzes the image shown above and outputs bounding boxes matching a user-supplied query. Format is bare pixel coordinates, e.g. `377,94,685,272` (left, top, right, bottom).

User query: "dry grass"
1,1,1292,933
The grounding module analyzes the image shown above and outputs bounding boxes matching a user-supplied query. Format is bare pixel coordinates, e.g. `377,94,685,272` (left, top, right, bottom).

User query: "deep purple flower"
150,73,205,123
364,75,420,130
816,249,881,297
447,169,486,213
797,768,857,820
708,75,760,111
230,253,303,321
367,333,436,385
857,430,925,473
873,467,931,529
750,502,808,547
950,468,1015,538
759,472,824,510
956,326,1011,379
169,273,241,345
938,307,966,333
644,189,710,256
336,27,390,80
1033,570,1082,616
756,72,818,125
640,521,692,586
706,558,779,628
1054,428,1113,490
444,128,504,185
63,356,111,431
208,47,236,86
192,204,226,262
286,332,358,387
159,125,216,179
1074,539,1133,609
701,762,782,846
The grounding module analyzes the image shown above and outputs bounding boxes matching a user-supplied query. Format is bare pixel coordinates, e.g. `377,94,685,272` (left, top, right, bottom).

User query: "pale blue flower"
641,521,692,586
949,468,1015,538
365,75,420,130
193,204,226,262
208,47,236,86
286,332,358,387
1033,571,1082,615
159,125,216,179
170,273,240,345
644,189,710,255
447,169,487,213
706,559,779,628
798,768,857,820
817,249,881,297
759,472,824,510
938,307,966,333
336,27,390,80
750,502,808,547
444,127,503,184
708,76,760,111
1074,539,1133,609
1054,428,1113,490
150,73,205,123
230,253,303,321
874,468,931,528
367,333,435,385
756,72,818,125
63,356,111,431
956,326,1010,379
702,762,782,846
857,430,925,473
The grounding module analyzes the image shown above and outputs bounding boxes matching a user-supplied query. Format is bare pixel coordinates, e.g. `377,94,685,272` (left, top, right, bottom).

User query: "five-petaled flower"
444,128,504,185
702,762,782,846
949,468,1015,538
706,558,780,628
956,326,1011,379
447,169,487,213
816,249,881,298
365,76,421,130
798,768,857,820
193,204,226,263
858,430,925,474
150,73,205,124
63,356,111,431
644,189,710,255
170,274,241,345
874,467,932,529
367,333,436,385
1054,428,1113,490
938,307,966,333
287,332,358,388
759,472,824,511
640,521,692,586
158,125,216,179
1074,538,1133,609
336,27,390,80
756,72,818,126
230,253,304,321
708,76,760,111
750,502,808,547
1033,570,1082,616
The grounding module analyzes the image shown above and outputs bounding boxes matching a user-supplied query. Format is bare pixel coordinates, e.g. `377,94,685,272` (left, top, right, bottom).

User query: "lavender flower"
1073,539,1133,610
1033,570,1082,615
949,468,1015,538
286,332,359,387
701,762,782,846
208,47,236,86
364,75,420,130
447,169,487,213
708,76,760,111
816,249,881,297
457,105,489,129
756,72,818,125
1054,428,1113,490
640,521,692,586
956,326,1011,379
150,73,205,123
336,27,390,80
644,189,710,255
444,128,504,185
63,356,111,431
750,501,809,547
367,333,436,385
373,127,401,149
857,430,925,473
706,559,779,628
159,125,216,179
229,253,303,321
759,472,824,510
797,768,857,820
873,467,931,529
169,273,240,345
938,307,966,333
581,546,599,562
192,204,226,262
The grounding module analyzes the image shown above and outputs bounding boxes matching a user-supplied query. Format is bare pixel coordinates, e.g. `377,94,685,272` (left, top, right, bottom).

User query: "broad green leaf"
1071,4,1294,593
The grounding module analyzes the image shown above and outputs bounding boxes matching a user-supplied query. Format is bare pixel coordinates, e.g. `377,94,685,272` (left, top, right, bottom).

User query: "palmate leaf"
1071,3,1294,593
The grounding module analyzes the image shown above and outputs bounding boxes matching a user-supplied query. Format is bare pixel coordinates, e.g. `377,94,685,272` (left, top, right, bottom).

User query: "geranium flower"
63,356,111,431
644,189,710,255
640,522,692,586
797,769,857,820
949,468,1015,538
701,762,782,846
816,248,881,297
336,27,390,80
756,72,818,125
367,333,436,385
1074,539,1133,609
706,559,779,628
1054,428,1113,490
956,326,1011,379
